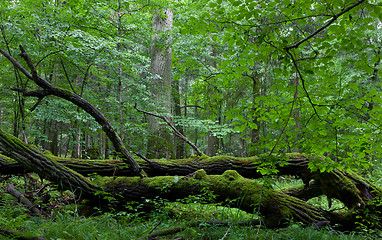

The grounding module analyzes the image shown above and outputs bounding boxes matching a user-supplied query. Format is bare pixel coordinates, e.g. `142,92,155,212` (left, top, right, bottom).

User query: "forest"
1,0,382,239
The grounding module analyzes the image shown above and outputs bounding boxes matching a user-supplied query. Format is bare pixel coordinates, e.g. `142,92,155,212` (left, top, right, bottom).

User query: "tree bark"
147,9,175,159
1,152,312,179
0,129,102,199
250,66,261,156
1,44,382,230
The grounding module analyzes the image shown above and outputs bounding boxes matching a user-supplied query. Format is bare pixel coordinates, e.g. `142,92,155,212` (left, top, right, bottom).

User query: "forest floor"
1,171,382,240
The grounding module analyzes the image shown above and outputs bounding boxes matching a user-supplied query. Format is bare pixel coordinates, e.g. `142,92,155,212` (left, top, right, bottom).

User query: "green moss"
0,153,16,163
194,169,207,179
222,170,241,181
43,150,54,156
144,176,175,189
0,129,32,151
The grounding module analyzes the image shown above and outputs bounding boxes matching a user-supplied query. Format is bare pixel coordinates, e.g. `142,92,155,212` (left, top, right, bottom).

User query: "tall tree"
147,8,174,159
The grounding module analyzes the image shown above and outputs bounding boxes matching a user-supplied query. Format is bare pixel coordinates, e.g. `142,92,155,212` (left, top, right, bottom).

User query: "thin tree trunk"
206,35,220,157
173,77,184,158
117,0,124,142
250,66,261,156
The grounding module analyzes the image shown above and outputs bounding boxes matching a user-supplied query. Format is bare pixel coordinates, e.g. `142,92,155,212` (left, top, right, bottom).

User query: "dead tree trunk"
0,130,101,199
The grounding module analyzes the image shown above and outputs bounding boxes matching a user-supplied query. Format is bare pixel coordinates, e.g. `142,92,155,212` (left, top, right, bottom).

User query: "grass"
1,194,381,240
0,203,377,240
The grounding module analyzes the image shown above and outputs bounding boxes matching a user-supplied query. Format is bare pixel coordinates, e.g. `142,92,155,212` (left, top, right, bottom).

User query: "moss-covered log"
0,152,312,179
99,169,350,228
0,129,101,199
2,128,382,229
2,147,381,209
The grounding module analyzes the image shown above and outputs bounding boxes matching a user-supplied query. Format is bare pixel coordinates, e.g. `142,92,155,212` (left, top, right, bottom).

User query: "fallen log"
0,152,311,179
1,129,382,230
98,169,351,228
0,129,102,199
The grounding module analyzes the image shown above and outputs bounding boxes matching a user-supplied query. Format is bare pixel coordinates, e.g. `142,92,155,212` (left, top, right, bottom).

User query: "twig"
286,49,321,120
134,104,202,156
268,76,299,158
221,225,232,240
134,152,162,168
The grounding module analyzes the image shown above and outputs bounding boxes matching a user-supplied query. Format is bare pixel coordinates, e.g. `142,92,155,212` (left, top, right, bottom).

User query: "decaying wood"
0,129,101,199
1,46,382,231
0,152,311,179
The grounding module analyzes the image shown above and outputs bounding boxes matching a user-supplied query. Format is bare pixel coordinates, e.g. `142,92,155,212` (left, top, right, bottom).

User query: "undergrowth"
0,199,379,240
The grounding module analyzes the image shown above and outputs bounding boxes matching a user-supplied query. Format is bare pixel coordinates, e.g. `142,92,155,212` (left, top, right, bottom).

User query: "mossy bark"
0,153,311,179
0,129,101,199
99,169,338,228
2,130,382,229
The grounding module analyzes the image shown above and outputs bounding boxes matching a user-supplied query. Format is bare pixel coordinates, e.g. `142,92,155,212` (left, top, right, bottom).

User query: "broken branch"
134,104,202,156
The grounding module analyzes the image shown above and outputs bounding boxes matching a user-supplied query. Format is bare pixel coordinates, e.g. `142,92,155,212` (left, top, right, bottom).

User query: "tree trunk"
206,132,219,156
48,120,59,156
250,66,261,156
0,129,101,199
117,0,124,142
205,33,220,157
173,77,185,159
147,9,175,159
1,45,382,231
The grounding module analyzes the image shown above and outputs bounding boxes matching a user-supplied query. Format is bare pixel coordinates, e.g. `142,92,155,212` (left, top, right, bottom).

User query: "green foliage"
2,0,381,167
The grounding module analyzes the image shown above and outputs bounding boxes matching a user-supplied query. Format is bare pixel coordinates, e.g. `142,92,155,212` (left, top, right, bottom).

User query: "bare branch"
134,104,203,156
6,184,41,215
285,0,366,51
0,48,33,80
285,49,321,120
